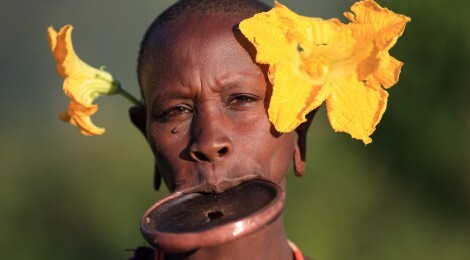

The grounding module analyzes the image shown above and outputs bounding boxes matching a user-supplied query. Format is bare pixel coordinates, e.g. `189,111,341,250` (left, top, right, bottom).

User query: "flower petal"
345,0,410,88
48,25,93,77
268,62,330,132
59,101,105,136
239,3,298,65
48,26,67,77
326,76,388,144
73,116,106,136
374,55,403,89
302,18,355,65
345,0,410,51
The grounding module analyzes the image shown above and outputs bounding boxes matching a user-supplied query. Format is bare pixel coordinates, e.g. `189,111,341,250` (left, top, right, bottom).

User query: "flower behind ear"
48,25,120,136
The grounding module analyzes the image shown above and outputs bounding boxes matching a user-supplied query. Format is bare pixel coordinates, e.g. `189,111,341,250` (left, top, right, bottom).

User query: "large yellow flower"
48,25,120,136
240,0,410,144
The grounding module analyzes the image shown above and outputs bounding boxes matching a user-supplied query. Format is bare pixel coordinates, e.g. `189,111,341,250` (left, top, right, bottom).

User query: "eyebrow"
216,70,262,91
153,88,192,104
149,82,193,109
149,69,263,105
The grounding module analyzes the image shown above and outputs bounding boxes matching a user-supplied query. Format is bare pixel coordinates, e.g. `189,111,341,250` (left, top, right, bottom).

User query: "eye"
227,94,259,108
158,104,193,121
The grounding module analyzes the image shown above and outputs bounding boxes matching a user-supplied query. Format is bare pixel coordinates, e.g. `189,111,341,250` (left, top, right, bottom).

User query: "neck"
165,215,292,260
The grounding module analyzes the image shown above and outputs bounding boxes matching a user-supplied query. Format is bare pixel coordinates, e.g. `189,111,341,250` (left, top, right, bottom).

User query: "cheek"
237,116,296,184
147,116,191,156
147,122,192,188
265,133,296,184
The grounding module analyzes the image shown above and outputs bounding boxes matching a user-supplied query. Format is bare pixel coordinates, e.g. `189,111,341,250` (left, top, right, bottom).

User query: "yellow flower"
48,25,120,136
240,0,410,144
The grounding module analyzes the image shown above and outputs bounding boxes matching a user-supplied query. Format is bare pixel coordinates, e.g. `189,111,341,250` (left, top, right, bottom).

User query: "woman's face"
141,13,297,193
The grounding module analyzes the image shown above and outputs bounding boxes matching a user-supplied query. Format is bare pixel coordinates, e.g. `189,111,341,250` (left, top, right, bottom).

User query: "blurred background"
1,0,468,259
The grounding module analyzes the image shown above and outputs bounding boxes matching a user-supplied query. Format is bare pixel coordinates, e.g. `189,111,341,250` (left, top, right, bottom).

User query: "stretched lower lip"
140,179,285,253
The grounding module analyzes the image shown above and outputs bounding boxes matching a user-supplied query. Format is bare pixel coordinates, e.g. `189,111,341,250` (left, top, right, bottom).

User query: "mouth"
176,173,267,194
140,179,285,253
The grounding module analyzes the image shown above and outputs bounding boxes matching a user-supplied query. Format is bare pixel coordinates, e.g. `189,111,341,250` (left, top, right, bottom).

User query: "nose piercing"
171,128,179,134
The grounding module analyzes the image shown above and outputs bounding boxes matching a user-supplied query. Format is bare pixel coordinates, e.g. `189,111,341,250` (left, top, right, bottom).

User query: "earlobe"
293,142,306,176
293,109,317,176
129,106,161,191
153,161,161,191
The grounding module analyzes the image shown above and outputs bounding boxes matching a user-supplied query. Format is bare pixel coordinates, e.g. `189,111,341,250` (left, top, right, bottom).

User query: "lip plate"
140,180,285,253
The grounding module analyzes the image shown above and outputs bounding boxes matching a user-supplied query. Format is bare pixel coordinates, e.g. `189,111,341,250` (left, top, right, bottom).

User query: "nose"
189,112,233,163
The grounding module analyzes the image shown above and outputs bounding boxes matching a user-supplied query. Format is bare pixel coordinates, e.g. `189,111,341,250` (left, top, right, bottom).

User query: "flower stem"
117,88,144,108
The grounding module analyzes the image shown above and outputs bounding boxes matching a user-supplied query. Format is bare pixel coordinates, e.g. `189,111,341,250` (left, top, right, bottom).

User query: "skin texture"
130,12,313,260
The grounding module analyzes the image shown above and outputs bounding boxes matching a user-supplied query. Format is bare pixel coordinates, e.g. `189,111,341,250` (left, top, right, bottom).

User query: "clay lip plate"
140,180,285,252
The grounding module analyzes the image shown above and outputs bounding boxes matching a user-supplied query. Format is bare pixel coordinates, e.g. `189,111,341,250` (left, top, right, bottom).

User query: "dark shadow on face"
232,26,281,138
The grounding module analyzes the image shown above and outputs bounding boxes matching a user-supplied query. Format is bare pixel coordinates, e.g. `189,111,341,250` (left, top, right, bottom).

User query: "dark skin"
131,13,314,260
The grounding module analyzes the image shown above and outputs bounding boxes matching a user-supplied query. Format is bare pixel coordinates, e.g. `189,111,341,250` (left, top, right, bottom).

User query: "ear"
129,106,161,191
293,109,317,176
129,106,147,137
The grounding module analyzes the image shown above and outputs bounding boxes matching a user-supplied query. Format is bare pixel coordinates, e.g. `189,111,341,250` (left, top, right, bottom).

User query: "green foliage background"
1,0,468,259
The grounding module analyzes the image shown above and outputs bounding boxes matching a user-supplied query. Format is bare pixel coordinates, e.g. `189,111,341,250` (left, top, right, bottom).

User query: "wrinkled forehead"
139,13,256,97
162,13,243,47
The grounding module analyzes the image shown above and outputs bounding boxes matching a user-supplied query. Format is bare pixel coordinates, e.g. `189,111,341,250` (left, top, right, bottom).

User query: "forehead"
141,13,260,97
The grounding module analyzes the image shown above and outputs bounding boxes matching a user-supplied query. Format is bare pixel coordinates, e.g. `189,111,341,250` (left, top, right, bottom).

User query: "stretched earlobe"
129,106,161,191
293,109,317,176
153,160,161,191
293,143,306,176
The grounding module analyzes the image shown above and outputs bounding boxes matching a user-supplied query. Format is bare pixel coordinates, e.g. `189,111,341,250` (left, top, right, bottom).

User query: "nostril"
193,151,209,162
190,144,231,162
217,147,228,157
